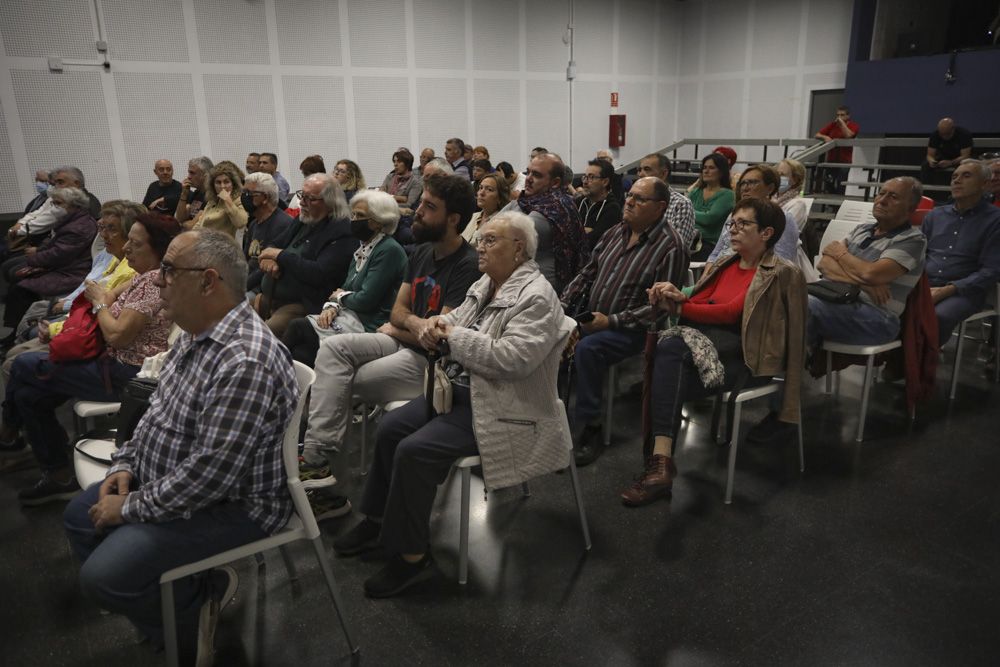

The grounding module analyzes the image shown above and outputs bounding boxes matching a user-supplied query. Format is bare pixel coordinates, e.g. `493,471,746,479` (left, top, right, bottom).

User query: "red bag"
48,293,105,363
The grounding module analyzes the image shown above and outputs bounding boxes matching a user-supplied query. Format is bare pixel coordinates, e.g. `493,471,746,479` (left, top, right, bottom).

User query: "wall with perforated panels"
0,0,852,211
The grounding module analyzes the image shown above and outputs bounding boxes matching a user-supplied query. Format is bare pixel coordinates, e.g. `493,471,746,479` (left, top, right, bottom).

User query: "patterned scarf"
657,325,726,388
517,189,588,287
388,172,413,195
353,233,385,272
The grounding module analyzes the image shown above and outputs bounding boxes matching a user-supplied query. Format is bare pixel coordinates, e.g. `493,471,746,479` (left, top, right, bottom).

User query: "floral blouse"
108,270,171,367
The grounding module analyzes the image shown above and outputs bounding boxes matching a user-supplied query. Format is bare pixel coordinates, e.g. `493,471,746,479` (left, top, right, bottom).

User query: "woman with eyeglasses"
620,198,806,507
332,210,575,597
3,213,182,505
281,190,408,367
687,153,735,261
333,159,366,202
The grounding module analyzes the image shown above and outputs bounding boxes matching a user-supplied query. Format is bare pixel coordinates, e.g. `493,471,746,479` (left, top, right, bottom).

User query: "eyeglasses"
159,262,220,284
477,235,510,248
624,192,663,205
300,194,325,204
95,223,119,233
351,213,371,222
729,218,758,232
581,174,604,182
333,167,349,175
739,179,762,189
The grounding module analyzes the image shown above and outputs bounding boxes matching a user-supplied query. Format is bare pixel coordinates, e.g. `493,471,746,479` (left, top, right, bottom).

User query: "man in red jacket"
814,106,859,195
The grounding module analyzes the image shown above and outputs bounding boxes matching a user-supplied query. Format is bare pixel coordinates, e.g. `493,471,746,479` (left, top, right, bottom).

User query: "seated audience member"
774,158,817,257
814,105,859,194
282,190,408,366
2,187,97,337
191,163,248,238
921,160,1000,343
245,152,260,174
4,213,181,503
142,159,182,215
635,153,697,250
688,153,735,259
418,148,434,174
332,210,573,598
174,156,213,223
297,175,478,495
445,138,471,180
809,177,926,351
577,159,623,249
63,228,298,665
687,146,738,194
422,157,454,178
561,177,690,466
463,172,510,246
255,173,356,336
286,154,327,212
920,117,974,194
707,164,800,265
333,159,366,202
985,154,1000,207
462,142,474,163
472,145,490,162
470,159,492,184
243,172,293,294
257,152,290,203
495,161,518,194
7,167,99,248
380,149,423,210
500,152,587,293
623,198,805,506
23,169,50,214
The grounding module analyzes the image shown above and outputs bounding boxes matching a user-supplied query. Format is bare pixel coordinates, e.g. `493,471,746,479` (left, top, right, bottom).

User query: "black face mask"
241,191,256,217
351,217,376,242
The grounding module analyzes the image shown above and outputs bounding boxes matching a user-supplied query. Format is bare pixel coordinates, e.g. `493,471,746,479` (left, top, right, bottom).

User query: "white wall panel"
806,0,853,66
472,79,521,167
574,0,615,75
678,3,702,75
11,70,118,201
282,75,349,192
655,82,678,149
617,82,652,164
572,81,612,167
676,82,700,145
700,79,742,139
0,99,22,213
618,0,656,76
413,0,466,69
746,75,797,137
101,0,189,62
703,0,748,74
526,81,569,158
658,2,683,77
2,0,95,59
203,74,278,164
750,0,802,71
194,0,270,64
416,77,467,162
114,72,202,202
347,0,407,68
353,77,409,186
525,3,567,73
275,0,342,66
471,1,519,71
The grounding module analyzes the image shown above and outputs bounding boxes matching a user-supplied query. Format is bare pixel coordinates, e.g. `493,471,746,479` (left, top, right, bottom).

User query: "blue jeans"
3,352,138,471
807,296,900,349
64,483,267,652
572,329,647,425
934,292,986,344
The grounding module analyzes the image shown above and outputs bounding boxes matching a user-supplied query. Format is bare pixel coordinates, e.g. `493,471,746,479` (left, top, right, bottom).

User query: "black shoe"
745,411,797,444
573,423,605,467
332,518,382,557
18,474,81,506
0,436,27,457
363,553,436,598
307,490,352,522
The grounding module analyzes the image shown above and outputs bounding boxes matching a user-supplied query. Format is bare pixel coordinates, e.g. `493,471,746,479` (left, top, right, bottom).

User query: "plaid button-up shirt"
110,301,299,534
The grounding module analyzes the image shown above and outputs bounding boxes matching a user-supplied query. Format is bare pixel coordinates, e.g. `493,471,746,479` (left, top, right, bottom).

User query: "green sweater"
339,235,409,332
689,187,735,245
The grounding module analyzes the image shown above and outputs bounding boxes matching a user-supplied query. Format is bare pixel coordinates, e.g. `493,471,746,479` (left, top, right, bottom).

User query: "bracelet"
94,303,106,313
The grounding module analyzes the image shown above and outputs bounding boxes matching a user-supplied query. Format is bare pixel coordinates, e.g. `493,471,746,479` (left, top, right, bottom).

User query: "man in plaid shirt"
64,229,298,664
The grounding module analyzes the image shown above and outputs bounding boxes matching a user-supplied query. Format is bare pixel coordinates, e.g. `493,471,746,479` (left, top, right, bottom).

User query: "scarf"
773,188,800,209
657,325,726,388
517,189,588,287
388,172,413,195
353,233,385,272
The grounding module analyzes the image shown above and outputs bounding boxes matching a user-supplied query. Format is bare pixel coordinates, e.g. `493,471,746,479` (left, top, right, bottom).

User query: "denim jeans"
572,328,646,425
64,483,266,651
807,295,901,349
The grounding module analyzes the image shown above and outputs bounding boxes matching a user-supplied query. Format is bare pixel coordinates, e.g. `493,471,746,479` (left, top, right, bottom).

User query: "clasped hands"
258,247,282,278
88,471,133,531
416,315,452,351
647,281,687,315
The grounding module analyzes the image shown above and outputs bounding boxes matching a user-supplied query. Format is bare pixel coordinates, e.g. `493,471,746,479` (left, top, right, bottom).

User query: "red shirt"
683,262,756,325
819,119,860,163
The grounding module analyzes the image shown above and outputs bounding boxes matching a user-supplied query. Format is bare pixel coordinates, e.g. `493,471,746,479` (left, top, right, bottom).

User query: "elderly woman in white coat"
333,210,575,598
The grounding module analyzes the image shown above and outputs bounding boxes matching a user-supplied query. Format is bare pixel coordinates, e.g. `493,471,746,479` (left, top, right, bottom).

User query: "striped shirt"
109,301,299,534
561,213,689,330
843,222,926,317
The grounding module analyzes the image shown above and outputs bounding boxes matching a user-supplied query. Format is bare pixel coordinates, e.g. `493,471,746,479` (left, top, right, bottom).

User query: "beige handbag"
426,359,453,414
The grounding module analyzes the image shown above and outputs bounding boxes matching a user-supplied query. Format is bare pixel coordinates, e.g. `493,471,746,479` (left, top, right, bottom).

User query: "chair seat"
74,401,121,418
383,400,409,412
962,308,998,324
719,383,781,403
822,339,901,356
454,455,481,468
73,438,116,489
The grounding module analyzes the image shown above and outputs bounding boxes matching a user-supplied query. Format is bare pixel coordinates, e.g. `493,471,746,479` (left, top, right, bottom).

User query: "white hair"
423,158,454,176
243,172,279,205
48,186,89,210
351,189,400,236
304,173,350,221
959,158,992,182
490,210,538,260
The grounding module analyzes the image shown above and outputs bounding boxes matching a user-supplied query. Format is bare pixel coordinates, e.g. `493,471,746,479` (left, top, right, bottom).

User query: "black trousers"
359,386,479,555
3,283,41,329
282,317,321,367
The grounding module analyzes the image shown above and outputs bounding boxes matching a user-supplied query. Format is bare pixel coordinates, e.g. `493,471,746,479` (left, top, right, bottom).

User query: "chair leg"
825,350,833,394
797,409,805,473
949,320,967,401
360,404,368,475
161,581,179,667
310,537,359,654
521,481,530,497
459,466,471,585
566,454,592,551
710,395,722,443
724,402,743,504
603,366,616,446
856,355,875,442
279,545,298,581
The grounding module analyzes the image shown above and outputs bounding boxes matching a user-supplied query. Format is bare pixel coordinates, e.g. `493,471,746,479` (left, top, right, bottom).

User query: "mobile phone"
574,311,595,324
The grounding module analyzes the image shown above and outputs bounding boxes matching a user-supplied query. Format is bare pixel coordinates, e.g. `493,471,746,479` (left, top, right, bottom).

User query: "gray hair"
351,189,400,236
189,156,213,173
490,210,538,260
305,173,350,221
891,176,924,209
959,158,992,182
185,228,248,302
52,165,85,187
48,186,89,210
243,172,279,205
121,201,148,233
424,158,454,176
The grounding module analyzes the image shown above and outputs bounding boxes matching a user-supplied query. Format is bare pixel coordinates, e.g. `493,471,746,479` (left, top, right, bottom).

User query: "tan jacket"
443,260,576,490
693,250,807,422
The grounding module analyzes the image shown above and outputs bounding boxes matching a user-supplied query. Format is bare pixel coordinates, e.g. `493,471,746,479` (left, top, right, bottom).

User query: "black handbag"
807,279,861,304
115,377,159,447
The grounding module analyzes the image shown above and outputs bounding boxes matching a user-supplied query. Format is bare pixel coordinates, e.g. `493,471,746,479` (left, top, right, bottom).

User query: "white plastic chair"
949,282,1000,399
822,339,904,442
833,200,876,225
72,400,121,438
159,362,358,666
815,219,866,270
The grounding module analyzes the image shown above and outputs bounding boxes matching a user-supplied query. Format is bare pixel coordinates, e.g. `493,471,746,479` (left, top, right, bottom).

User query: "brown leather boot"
620,455,677,507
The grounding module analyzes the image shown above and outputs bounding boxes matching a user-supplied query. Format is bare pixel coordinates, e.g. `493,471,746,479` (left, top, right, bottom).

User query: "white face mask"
49,205,68,219
34,181,48,194
778,176,791,194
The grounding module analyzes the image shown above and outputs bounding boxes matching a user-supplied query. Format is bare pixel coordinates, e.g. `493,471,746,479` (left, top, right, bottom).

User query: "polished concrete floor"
1,338,999,666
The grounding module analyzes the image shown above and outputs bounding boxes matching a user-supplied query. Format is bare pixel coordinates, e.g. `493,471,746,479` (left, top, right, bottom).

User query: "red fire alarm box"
609,114,626,148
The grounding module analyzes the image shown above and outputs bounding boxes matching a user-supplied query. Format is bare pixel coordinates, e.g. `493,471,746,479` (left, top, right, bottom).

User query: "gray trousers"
303,332,426,453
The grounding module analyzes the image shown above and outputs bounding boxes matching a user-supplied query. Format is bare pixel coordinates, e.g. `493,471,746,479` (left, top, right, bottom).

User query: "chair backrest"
910,196,934,226
817,219,863,259
799,197,815,219
284,361,319,535
834,200,876,225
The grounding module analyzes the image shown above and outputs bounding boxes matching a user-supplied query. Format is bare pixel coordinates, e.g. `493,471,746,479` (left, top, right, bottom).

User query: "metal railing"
616,137,820,177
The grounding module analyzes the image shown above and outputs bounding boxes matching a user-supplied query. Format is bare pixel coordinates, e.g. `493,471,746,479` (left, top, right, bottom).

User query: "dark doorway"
809,88,846,136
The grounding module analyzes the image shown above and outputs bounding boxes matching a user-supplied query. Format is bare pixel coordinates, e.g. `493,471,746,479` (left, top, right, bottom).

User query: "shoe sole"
314,499,353,522
621,487,672,508
19,488,80,507
363,563,436,598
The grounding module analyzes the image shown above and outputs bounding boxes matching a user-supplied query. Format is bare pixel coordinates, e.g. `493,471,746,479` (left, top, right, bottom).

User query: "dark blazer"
20,208,97,296
267,216,358,312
